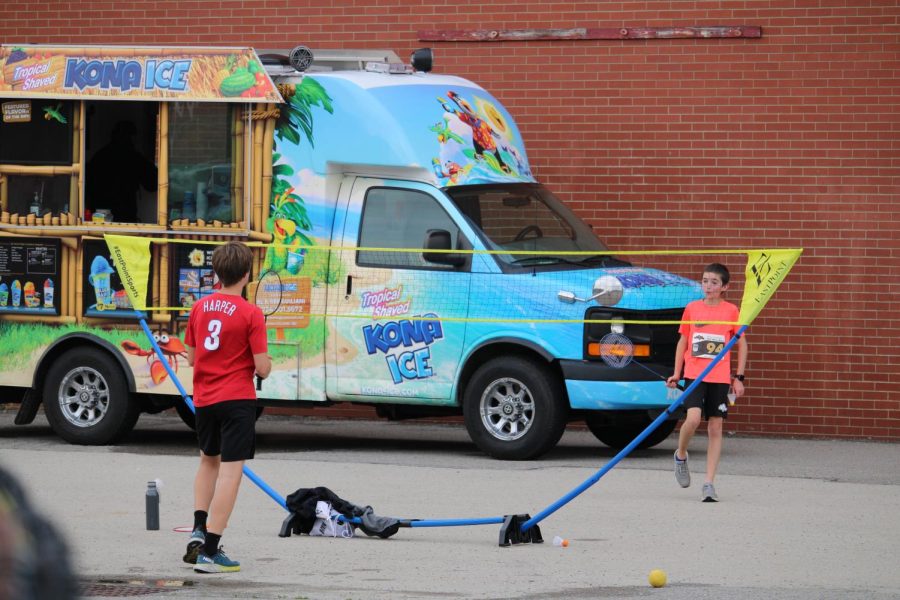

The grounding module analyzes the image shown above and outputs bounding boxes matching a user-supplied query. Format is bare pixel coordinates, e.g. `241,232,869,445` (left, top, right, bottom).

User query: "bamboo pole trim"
242,108,280,120
0,164,80,175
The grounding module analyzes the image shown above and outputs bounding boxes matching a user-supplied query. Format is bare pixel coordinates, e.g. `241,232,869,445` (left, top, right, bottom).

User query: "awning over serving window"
0,45,283,103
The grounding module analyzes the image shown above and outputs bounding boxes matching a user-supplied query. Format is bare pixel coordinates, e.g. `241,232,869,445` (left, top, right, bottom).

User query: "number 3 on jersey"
204,319,222,351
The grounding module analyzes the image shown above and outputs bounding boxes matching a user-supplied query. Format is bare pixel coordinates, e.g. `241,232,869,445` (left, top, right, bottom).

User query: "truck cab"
257,48,701,458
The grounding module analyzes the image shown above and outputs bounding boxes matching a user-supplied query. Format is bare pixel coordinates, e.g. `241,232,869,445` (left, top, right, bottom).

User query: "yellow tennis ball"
648,569,667,588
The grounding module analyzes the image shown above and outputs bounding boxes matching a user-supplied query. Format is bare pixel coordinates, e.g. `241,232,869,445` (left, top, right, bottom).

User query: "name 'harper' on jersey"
201,298,238,316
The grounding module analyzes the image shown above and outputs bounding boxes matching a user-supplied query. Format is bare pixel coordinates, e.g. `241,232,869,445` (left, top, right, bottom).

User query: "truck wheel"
43,347,138,445
586,415,677,450
463,356,567,460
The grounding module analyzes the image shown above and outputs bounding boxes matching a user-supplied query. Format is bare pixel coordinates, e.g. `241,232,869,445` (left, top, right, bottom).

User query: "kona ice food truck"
0,44,701,459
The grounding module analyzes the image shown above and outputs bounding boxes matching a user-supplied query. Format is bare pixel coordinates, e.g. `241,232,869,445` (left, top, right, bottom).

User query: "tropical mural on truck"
265,78,333,273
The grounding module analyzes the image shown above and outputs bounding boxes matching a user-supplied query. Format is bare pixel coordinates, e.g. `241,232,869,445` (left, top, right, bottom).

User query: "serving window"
0,99,79,225
84,100,159,224
167,102,239,224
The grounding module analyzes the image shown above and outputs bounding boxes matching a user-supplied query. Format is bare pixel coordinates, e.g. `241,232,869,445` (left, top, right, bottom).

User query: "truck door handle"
345,275,353,297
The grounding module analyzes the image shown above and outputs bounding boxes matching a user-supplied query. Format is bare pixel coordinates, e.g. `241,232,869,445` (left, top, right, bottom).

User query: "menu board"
171,242,220,318
0,237,61,316
82,239,150,319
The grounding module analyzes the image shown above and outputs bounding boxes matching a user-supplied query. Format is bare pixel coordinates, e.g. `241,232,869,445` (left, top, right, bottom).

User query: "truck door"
328,177,471,402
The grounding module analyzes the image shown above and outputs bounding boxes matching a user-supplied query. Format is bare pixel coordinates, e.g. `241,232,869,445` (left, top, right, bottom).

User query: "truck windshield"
444,183,628,269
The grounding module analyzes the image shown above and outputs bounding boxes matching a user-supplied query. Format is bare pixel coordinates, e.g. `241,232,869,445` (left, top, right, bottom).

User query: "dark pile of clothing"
283,486,402,538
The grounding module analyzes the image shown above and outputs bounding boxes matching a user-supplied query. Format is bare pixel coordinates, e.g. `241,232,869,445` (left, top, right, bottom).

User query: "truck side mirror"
423,229,465,267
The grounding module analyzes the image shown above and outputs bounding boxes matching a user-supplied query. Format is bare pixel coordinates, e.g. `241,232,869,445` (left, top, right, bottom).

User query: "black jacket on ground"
285,486,402,538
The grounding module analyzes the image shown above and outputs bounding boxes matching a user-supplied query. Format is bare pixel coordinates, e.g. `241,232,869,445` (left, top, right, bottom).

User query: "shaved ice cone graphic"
89,256,115,310
44,279,54,308
23,281,38,308
11,280,21,307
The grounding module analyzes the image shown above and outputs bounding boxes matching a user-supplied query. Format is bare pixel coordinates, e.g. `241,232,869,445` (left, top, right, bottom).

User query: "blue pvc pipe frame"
138,313,746,533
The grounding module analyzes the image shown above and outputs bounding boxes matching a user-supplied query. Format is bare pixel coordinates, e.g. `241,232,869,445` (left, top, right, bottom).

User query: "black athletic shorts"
195,400,257,462
682,379,729,420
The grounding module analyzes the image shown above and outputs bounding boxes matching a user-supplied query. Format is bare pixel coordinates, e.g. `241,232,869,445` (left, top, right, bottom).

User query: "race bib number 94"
691,332,725,359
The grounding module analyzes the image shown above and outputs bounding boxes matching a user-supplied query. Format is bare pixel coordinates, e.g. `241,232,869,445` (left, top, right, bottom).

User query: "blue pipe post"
137,317,287,510
521,325,748,533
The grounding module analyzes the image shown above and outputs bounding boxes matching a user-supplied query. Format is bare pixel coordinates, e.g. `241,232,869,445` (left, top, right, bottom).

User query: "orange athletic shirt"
678,300,741,384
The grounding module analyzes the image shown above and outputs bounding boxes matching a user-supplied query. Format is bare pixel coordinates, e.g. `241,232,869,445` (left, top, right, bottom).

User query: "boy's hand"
732,378,745,397
666,375,680,388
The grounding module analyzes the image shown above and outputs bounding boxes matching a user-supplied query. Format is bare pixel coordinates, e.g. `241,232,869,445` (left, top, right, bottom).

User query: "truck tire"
463,356,567,460
586,415,677,450
173,399,197,431
43,347,138,445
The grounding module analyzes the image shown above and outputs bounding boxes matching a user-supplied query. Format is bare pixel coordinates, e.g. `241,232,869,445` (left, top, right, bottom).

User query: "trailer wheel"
586,415,677,450
43,347,138,445
463,356,567,460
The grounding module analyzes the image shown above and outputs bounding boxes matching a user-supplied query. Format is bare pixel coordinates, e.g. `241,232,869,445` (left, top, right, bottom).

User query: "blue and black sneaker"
194,547,240,573
182,529,205,564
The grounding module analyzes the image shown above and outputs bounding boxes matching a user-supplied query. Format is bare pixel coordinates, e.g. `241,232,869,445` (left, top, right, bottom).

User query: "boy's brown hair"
211,241,253,287
704,262,731,286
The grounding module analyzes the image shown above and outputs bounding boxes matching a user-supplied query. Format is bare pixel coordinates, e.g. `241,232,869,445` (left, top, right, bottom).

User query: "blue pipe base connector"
278,512,297,538
499,514,542,547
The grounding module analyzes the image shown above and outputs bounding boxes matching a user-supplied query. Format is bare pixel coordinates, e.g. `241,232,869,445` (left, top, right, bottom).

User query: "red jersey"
678,300,741,384
185,292,267,407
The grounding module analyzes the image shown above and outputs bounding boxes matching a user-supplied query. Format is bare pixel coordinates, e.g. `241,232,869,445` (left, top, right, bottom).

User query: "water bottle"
29,192,41,216
145,481,160,530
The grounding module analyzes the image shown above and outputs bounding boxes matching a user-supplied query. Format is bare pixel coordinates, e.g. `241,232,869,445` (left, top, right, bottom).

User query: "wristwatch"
733,374,745,382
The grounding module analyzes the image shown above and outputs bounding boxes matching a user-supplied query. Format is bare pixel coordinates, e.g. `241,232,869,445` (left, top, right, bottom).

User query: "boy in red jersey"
182,242,271,572
666,263,747,502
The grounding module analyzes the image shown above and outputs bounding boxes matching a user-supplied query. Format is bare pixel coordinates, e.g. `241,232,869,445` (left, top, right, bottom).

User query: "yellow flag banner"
104,234,152,311
739,248,803,326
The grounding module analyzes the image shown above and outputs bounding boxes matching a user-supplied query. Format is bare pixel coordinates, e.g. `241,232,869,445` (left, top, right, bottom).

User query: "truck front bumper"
559,359,673,410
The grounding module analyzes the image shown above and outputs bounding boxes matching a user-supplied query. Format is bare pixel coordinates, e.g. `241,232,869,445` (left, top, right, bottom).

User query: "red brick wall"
2,1,898,440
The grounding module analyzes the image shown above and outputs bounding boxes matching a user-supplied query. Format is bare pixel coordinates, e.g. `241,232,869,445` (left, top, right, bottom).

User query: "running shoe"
702,482,718,502
182,528,205,565
674,451,691,488
194,547,240,573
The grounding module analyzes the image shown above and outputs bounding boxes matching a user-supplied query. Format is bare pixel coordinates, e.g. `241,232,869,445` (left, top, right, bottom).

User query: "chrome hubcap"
480,377,535,441
58,366,109,428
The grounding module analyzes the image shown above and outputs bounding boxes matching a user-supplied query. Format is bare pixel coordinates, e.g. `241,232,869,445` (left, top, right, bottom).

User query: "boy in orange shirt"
666,263,747,502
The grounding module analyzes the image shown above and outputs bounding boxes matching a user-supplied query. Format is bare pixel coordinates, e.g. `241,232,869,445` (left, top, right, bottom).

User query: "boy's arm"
666,334,687,387
733,335,748,396
186,345,195,367
254,353,272,380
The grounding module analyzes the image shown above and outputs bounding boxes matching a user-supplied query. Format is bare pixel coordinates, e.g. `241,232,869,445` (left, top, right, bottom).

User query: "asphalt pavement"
1,408,899,600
